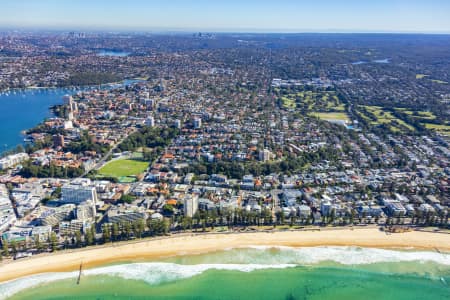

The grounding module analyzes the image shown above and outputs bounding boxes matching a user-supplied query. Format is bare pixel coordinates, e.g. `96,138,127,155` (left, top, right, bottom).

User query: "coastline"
1,228,449,283
1,77,142,93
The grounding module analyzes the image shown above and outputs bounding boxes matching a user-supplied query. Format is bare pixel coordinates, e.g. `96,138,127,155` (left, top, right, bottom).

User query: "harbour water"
374,58,391,64
351,58,390,65
97,50,130,57
1,246,449,300
0,80,140,154
0,88,71,153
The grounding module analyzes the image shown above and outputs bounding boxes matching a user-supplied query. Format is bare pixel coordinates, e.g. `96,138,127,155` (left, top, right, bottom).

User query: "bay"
97,50,130,57
0,88,71,153
0,80,141,154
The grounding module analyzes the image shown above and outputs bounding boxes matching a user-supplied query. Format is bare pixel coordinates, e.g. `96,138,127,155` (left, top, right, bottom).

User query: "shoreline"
1,228,449,283
0,77,144,93
0,78,141,154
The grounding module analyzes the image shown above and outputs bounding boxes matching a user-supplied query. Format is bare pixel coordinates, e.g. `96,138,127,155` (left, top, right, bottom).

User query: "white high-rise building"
62,95,73,105
184,194,199,217
63,95,78,113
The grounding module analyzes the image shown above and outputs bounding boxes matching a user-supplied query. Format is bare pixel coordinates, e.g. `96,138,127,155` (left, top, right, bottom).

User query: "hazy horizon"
1,0,449,34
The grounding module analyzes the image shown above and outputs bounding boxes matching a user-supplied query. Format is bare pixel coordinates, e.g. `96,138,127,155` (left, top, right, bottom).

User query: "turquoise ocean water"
1,246,449,300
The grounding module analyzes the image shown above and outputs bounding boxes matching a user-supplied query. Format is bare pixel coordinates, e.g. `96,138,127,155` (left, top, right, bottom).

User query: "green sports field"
98,159,148,178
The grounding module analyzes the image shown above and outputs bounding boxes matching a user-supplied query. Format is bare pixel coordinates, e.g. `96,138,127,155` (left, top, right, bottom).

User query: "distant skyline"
1,0,450,33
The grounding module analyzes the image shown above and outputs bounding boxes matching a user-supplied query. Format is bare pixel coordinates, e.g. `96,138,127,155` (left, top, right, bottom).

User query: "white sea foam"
0,272,78,300
237,246,450,266
0,263,295,299
0,246,449,299
91,262,295,283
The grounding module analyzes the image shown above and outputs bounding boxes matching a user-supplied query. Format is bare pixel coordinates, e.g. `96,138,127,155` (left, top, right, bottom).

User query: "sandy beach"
1,228,449,283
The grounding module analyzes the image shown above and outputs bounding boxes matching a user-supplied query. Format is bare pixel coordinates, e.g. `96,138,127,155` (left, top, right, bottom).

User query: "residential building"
0,153,29,170
61,179,98,204
184,194,199,217
106,206,147,224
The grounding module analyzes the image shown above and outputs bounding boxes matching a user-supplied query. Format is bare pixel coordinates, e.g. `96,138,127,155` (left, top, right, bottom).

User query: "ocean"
1,246,449,300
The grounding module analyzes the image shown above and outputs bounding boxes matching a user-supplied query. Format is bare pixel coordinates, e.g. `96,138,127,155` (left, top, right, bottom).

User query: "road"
78,130,135,178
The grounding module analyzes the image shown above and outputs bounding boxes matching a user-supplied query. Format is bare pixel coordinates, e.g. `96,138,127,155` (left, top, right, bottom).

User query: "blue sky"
1,0,449,33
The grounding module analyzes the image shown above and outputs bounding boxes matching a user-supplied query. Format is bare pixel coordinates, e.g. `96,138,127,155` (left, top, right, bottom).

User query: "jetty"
76,262,83,285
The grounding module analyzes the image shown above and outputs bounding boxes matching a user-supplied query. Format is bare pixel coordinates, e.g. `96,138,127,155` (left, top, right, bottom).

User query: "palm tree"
86,228,94,246
349,209,356,225
102,224,111,243
2,240,9,257
10,240,17,256
415,209,423,225
133,219,145,238
63,237,69,250
112,223,120,241
329,209,336,225
123,222,132,239
181,216,192,232
75,231,83,248
34,235,43,251
49,232,58,252
225,209,233,228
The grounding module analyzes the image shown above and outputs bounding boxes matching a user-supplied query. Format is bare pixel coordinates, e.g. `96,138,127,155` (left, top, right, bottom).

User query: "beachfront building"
320,201,332,216
0,197,16,233
385,200,407,217
54,200,95,236
37,204,75,227
1,225,52,243
59,219,92,235
281,189,303,207
298,205,311,219
106,206,147,224
184,194,199,217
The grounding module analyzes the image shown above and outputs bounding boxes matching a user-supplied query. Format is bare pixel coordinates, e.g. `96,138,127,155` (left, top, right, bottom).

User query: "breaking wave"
225,246,450,265
0,263,295,299
1,246,449,299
